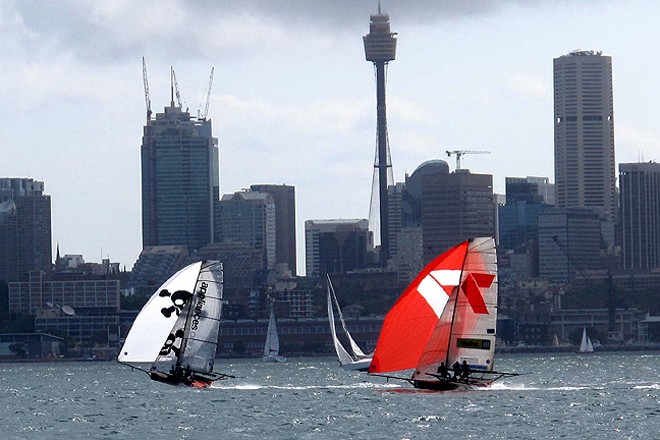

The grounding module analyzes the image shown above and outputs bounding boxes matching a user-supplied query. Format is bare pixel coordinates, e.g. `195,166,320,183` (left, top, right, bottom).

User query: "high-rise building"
141,99,219,252
364,6,396,263
250,184,297,275
619,162,660,269
0,178,52,282
553,50,616,223
421,171,495,263
499,176,555,251
216,190,276,270
304,219,372,278
538,207,601,283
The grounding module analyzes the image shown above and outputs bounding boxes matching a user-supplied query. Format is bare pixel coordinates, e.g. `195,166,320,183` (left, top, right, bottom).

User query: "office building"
305,219,373,278
250,184,297,275
553,50,616,223
216,190,276,270
499,176,554,251
421,171,495,263
141,99,219,252
538,207,601,283
619,162,660,269
0,178,52,282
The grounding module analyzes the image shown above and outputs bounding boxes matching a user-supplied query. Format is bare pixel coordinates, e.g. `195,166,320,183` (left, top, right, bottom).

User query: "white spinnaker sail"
264,304,280,357
119,262,203,364
178,261,223,373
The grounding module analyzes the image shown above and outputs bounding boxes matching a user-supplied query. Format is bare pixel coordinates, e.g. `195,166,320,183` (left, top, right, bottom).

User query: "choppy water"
1,352,658,439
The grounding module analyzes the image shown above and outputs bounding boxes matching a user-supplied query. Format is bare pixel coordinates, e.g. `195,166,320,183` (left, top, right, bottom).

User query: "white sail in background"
263,301,286,362
327,275,373,371
579,327,594,353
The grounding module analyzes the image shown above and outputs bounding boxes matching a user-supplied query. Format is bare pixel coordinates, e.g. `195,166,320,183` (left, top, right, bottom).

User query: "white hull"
263,355,287,363
340,358,372,371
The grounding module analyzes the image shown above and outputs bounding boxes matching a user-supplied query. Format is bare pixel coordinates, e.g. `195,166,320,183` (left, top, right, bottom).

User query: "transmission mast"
142,57,152,121
445,149,491,170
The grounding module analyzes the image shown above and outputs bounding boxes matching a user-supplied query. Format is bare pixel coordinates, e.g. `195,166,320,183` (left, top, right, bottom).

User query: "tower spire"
364,6,397,264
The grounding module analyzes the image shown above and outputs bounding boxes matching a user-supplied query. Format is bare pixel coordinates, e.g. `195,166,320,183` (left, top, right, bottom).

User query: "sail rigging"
369,237,511,390
118,261,229,387
327,275,373,370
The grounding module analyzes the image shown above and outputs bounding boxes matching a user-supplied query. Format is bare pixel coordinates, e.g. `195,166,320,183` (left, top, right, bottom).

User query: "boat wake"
211,382,400,391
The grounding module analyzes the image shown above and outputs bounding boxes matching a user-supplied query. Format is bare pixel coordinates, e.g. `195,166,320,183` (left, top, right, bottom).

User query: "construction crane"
445,149,490,170
170,67,185,110
198,67,214,120
142,57,152,121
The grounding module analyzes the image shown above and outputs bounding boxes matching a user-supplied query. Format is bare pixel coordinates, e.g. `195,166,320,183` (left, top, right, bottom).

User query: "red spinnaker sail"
369,240,469,373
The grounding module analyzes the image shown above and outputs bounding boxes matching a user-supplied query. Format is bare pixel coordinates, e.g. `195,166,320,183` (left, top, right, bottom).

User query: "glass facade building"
141,105,219,251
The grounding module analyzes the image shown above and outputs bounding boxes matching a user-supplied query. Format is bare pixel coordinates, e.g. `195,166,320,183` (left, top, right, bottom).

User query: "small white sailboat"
369,237,517,391
578,327,595,353
118,261,232,388
327,275,373,371
263,300,286,363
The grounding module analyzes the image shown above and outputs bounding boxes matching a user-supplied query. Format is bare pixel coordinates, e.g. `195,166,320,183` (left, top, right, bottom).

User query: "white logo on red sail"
418,270,494,316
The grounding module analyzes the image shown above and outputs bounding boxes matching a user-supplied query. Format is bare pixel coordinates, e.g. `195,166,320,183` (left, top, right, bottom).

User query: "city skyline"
3,1,660,273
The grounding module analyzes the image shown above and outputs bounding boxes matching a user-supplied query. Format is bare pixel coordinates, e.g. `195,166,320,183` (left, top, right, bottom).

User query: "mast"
444,239,471,363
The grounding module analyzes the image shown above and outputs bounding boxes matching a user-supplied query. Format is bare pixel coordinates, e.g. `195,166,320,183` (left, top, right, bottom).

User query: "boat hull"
263,355,287,363
341,358,373,371
412,377,494,391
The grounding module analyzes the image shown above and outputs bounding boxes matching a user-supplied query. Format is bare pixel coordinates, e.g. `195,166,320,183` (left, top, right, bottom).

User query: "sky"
2,0,660,275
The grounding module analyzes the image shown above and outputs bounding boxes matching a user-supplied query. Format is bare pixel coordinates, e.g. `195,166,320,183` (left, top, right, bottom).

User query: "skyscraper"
0,178,52,282
553,50,616,223
216,190,276,270
250,184,297,275
421,171,495,263
364,5,396,263
619,162,660,269
304,219,372,278
141,94,219,251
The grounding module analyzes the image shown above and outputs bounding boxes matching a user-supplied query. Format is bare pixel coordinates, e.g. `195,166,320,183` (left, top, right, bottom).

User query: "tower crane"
445,149,491,170
170,67,185,110
142,57,152,121
198,67,214,120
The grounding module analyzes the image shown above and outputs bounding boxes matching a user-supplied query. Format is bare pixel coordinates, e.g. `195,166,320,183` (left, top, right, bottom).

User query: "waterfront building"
141,100,219,252
619,162,660,269
553,50,616,224
421,170,495,263
250,184,297,275
0,178,52,282
304,219,373,278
